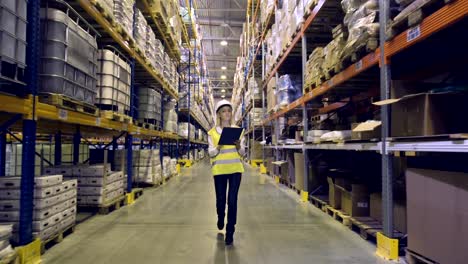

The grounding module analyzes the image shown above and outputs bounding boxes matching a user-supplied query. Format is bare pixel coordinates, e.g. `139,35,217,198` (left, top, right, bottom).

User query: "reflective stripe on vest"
208,127,244,176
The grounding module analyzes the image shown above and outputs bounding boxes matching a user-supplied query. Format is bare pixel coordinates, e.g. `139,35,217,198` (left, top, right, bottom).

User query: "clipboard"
218,127,244,145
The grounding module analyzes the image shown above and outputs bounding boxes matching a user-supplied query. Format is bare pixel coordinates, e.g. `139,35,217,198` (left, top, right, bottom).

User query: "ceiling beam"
197,18,244,26
196,8,245,12
202,37,239,41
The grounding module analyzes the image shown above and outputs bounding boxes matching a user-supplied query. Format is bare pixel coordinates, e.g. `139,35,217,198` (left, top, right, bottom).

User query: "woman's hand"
234,140,241,151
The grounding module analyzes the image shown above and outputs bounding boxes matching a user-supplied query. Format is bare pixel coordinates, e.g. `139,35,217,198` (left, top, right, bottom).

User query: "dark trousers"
214,173,242,234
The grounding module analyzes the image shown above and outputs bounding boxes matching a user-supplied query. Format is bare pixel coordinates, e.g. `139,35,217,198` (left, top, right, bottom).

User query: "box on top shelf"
373,87,468,137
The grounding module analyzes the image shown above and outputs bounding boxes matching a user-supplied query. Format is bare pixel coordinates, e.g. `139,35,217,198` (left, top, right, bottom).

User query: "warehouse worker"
208,99,245,246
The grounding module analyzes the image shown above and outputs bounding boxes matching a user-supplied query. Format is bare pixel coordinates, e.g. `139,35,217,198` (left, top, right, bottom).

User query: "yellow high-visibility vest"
208,127,244,176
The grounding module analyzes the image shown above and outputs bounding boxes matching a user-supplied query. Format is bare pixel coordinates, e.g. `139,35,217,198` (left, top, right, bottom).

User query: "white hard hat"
215,99,233,113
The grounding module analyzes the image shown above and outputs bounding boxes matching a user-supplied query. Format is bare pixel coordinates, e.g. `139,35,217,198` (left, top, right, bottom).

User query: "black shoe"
225,232,234,245
217,219,224,230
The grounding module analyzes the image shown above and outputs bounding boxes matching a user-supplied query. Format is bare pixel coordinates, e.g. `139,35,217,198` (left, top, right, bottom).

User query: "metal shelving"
242,0,468,259
75,0,179,99
0,0,207,249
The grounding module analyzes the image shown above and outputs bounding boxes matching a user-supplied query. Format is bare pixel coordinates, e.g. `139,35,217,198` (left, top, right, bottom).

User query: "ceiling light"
221,95,225,98
221,89,226,92
221,66,227,70
220,75,227,80
220,40,228,46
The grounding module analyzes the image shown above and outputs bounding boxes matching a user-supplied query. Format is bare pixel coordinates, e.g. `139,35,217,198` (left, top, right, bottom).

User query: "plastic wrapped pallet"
114,0,134,41
134,8,148,52
95,0,114,17
162,157,171,179
163,99,178,133
0,0,27,72
277,75,302,107
39,6,98,104
97,49,131,113
341,0,379,59
146,26,163,73
261,0,275,25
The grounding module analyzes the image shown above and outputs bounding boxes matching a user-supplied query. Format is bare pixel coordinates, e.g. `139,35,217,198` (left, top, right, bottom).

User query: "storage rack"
236,0,468,259
0,0,210,248
177,0,212,163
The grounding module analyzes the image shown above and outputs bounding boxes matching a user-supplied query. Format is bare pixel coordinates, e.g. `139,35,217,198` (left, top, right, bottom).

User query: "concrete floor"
43,161,392,264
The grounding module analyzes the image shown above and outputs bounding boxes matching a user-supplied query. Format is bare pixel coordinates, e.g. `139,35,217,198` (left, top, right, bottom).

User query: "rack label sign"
355,60,363,71
407,26,421,42
357,202,369,208
58,109,68,120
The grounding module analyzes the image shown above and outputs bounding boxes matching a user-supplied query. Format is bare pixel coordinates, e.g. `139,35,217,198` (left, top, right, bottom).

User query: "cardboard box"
370,193,407,233
340,184,369,217
406,168,468,264
374,92,468,137
351,121,381,140
327,177,343,209
294,153,304,191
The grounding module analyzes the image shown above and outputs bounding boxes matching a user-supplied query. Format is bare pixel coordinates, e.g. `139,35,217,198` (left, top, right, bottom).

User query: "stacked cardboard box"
114,150,162,185
6,143,89,177
250,108,264,127
0,224,15,261
406,168,468,263
0,175,77,243
266,77,277,113
304,47,324,90
178,123,195,140
323,24,347,76
162,157,175,179
45,165,124,206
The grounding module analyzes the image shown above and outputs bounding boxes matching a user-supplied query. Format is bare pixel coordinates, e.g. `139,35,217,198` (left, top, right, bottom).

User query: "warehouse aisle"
43,161,390,264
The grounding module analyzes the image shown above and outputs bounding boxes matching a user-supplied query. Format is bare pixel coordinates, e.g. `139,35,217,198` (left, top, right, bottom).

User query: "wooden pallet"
349,216,406,242
324,206,351,227
39,93,98,116
135,121,156,130
304,0,319,17
40,224,76,254
340,38,378,70
89,0,115,26
310,195,329,211
100,110,132,123
406,248,438,264
78,195,126,215
387,0,453,39
133,187,144,200
0,251,19,264
324,63,342,81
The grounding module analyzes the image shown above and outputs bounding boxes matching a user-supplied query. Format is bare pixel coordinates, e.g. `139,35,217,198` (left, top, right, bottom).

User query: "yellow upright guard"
376,232,399,261
16,238,41,264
